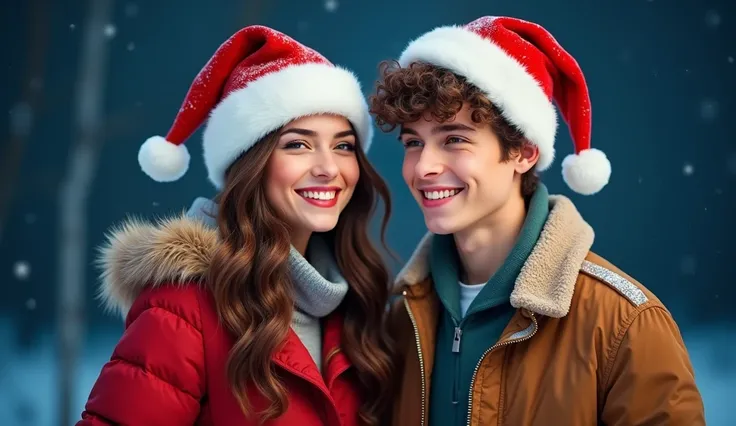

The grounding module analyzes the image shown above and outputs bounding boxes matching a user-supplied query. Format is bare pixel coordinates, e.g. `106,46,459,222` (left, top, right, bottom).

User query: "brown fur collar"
97,214,219,318
394,195,595,318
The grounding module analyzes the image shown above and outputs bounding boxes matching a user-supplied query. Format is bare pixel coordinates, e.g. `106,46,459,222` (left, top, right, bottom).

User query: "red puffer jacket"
77,216,363,426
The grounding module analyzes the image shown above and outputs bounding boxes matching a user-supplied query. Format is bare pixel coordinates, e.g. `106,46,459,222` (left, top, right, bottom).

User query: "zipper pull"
452,327,462,353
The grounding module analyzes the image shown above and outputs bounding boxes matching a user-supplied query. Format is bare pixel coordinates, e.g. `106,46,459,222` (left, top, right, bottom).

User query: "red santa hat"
399,16,611,195
138,25,373,188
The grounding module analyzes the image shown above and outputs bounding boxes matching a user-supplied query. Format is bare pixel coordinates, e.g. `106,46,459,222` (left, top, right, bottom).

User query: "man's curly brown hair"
369,60,539,199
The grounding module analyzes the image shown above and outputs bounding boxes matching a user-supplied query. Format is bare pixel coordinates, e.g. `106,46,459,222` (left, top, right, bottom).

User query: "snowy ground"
0,318,732,425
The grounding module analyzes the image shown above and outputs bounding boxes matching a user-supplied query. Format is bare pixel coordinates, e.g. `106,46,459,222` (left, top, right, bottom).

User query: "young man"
371,16,704,426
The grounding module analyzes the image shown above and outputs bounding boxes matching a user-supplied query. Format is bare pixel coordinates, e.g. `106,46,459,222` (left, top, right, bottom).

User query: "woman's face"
265,114,360,246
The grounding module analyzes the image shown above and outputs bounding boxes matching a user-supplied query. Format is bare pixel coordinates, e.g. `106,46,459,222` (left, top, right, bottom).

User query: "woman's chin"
309,221,339,234
298,216,340,234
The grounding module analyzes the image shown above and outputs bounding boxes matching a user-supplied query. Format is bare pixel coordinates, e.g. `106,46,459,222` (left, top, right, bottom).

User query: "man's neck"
453,194,527,284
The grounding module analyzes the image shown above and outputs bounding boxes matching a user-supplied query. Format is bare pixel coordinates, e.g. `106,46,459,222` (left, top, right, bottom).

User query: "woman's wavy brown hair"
369,60,539,198
206,125,394,425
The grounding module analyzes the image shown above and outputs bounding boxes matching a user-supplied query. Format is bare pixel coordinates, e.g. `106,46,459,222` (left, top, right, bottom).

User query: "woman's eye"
336,142,356,152
284,141,307,149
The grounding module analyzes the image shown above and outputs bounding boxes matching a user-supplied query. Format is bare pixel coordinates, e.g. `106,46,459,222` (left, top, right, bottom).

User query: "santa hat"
138,25,373,188
398,16,611,195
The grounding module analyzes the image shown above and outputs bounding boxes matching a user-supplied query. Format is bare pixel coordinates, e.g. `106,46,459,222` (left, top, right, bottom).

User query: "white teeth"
299,191,336,200
422,189,461,200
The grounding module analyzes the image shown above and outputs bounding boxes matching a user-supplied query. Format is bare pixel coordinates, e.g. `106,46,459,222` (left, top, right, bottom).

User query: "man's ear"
514,142,539,174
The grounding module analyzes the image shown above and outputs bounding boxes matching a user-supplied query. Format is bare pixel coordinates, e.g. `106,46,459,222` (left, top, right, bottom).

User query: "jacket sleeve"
77,287,206,426
600,305,705,426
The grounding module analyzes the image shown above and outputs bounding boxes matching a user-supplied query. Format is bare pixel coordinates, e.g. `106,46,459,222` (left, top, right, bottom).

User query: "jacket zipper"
465,312,538,426
451,317,462,404
451,318,463,425
403,293,427,426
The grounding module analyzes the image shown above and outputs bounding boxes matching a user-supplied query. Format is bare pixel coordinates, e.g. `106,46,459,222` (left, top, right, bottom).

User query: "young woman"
78,26,394,426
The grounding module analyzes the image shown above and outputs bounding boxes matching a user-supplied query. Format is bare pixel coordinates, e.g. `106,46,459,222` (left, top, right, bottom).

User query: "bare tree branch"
57,0,114,424
0,0,50,242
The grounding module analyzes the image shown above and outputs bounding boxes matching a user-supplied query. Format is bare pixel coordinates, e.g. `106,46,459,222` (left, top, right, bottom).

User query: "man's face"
400,104,535,235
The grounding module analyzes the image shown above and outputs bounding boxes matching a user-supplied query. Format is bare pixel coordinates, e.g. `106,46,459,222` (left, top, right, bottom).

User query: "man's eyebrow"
431,123,476,134
398,127,419,139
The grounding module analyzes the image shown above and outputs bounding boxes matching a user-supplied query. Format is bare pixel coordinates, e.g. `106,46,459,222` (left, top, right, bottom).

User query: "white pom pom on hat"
561,148,611,195
138,136,191,182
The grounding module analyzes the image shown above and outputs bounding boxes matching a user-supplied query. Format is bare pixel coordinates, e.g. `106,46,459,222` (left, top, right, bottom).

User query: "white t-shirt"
459,281,486,317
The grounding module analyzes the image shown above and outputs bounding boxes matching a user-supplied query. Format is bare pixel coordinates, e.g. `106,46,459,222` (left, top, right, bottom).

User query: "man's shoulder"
575,252,665,313
569,253,682,360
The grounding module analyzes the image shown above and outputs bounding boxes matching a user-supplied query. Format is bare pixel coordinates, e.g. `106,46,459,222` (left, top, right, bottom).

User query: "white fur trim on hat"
202,62,373,189
399,26,558,171
561,148,611,195
138,136,191,182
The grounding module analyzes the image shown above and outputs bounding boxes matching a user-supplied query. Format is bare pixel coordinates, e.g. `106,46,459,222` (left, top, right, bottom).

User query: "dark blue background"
1,0,734,424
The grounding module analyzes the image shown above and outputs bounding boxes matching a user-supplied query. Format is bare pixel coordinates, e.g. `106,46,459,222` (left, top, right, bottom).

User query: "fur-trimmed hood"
393,195,595,318
97,196,347,319
97,214,219,317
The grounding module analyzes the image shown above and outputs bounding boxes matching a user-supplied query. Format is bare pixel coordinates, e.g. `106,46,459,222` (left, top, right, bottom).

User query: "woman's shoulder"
97,213,221,323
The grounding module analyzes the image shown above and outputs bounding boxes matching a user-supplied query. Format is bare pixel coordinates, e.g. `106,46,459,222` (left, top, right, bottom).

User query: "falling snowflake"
679,255,697,275
25,298,36,310
152,201,160,206
699,98,719,121
637,176,643,184
125,3,139,17
728,56,734,64
103,24,117,38
70,24,76,30
13,261,30,280
715,188,723,195
297,21,309,33
682,163,694,176
704,10,721,28
727,153,736,175
127,42,135,51
24,213,36,224
324,0,338,12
